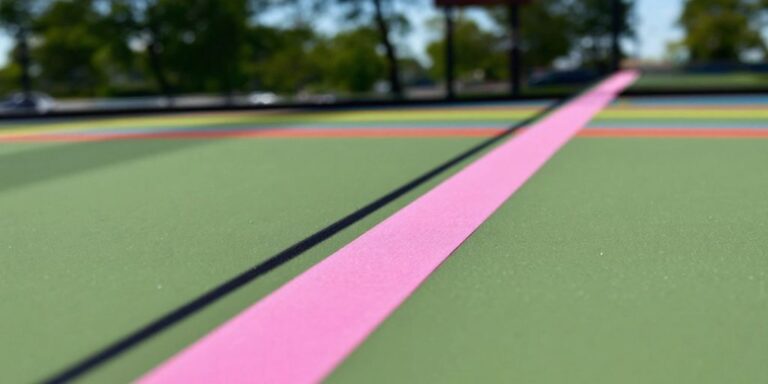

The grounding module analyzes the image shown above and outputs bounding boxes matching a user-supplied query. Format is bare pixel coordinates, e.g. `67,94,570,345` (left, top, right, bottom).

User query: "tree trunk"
610,0,622,71
371,0,402,98
146,36,174,105
222,63,235,106
17,28,32,98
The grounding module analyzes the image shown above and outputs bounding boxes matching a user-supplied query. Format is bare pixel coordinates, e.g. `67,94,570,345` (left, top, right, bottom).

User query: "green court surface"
2,93,768,383
330,138,768,384
631,72,768,91
0,137,488,382
1,101,546,383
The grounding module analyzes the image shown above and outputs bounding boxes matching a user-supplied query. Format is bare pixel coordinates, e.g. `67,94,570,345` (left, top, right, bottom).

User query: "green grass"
329,138,768,384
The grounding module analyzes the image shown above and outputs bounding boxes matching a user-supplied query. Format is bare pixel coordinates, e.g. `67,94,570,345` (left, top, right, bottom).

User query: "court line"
0,128,510,142
138,71,639,384
41,100,568,384
0,108,545,137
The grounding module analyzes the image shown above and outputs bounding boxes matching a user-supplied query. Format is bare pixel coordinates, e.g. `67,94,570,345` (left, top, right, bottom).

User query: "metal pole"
508,2,521,96
611,0,622,72
444,5,456,99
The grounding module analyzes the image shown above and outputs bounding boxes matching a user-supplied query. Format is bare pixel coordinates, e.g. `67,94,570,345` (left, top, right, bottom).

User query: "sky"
0,0,684,69
635,0,684,60
0,36,9,67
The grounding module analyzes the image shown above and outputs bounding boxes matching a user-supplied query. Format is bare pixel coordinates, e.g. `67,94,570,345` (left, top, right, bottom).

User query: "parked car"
248,92,282,105
0,92,57,114
295,92,337,105
528,69,600,87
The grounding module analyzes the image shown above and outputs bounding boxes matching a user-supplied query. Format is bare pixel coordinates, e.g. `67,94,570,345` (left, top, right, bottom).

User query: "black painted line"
43,99,568,384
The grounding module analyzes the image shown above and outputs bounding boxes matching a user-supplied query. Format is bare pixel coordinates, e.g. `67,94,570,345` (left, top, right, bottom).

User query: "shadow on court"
0,139,210,194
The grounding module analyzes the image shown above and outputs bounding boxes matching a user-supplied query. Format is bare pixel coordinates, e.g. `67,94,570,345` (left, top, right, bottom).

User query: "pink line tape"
139,71,638,384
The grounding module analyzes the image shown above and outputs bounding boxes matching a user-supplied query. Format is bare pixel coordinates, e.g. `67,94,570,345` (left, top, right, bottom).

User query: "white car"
0,92,57,114
248,92,282,105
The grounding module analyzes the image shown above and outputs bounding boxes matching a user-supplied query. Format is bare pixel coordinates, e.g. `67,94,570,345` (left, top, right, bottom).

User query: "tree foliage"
679,0,767,62
1,0,397,97
246,24,322,93
104,0,252,97
426,15,505,82
32,0,111,95
323,0,409,97
569,0,636,70
487,0,635,72
0,0,48,33
320,27,387,92
9,0,767,101
0,0,49,94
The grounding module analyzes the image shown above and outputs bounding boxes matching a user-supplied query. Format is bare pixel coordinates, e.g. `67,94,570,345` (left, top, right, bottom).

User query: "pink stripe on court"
139,71,639,384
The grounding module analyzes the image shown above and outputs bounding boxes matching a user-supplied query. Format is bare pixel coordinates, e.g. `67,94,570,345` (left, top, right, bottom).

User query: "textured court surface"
2,92,768,383
1,101,542,383
588,95,768,137
330,138,768,384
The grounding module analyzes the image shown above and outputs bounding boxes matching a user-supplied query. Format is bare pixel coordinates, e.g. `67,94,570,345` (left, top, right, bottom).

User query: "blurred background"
0,0,766,114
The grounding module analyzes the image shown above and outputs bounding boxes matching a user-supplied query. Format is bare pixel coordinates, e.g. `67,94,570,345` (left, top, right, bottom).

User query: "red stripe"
0,128,508,142
4,127,768,143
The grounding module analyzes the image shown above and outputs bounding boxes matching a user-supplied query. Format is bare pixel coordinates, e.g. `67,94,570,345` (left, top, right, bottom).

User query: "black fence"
0,0,766,118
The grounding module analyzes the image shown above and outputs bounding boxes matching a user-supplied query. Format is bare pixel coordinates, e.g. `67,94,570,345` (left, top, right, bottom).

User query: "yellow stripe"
0,108,543,137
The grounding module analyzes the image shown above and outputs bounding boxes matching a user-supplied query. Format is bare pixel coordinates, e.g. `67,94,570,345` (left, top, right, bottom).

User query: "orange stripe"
0,128,508,142
4,127,768,143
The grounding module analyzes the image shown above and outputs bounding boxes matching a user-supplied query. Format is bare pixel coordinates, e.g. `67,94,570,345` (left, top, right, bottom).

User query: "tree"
327,0,407,98
569,0,636,71
370,0,402,97
33,0,112,96
0,0,49,96
246,24,325,93
488,1,572,70
321,27,386,92
679,0,766,62
106,0,257,99
105,0,176,100
426,15,506,83
157,0,251,96
245,25,386,94
487,0,634,73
